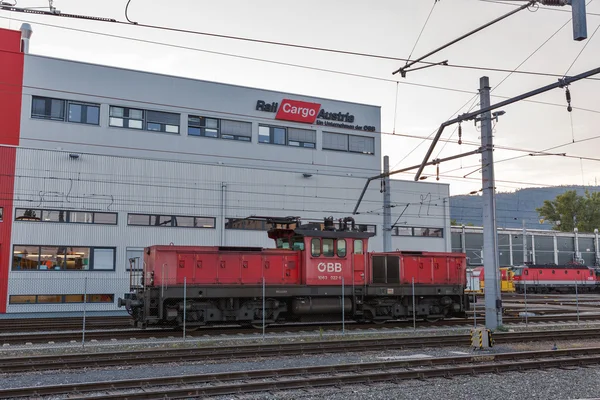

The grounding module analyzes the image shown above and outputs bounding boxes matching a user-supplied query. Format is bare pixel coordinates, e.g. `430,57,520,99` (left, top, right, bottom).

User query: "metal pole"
183,277,187,342
383,155,392,252
262,276,266,339
524,279,528,328
473,274,477,329
480,76,502,330
82,277,87,348
523,220,527,264
412,277,416,331
342,275,345,335
575,279,580,325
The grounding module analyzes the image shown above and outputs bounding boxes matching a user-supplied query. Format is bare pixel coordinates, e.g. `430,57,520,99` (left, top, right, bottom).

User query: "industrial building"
0,25,451,313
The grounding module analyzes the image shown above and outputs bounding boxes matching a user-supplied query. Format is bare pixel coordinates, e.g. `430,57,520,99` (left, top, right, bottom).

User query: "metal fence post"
342,275,345,336
524,279,528,328
262,276,266,339
183,277,187,342
412,277,416,331
575,279,580,325
82,277,87,348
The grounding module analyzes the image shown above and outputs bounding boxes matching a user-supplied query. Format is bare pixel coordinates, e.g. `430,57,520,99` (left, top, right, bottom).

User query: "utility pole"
383,155,392,252
479,77,502,330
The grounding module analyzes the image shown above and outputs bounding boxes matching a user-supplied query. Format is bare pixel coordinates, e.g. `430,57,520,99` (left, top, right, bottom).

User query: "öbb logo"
317,262,342,273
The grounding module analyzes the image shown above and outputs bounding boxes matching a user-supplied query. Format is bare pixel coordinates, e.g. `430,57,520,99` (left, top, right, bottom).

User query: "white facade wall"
5,53,451,313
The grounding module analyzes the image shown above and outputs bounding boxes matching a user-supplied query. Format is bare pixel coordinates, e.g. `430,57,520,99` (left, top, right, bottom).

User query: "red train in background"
118,217,470,328
512,263,599,293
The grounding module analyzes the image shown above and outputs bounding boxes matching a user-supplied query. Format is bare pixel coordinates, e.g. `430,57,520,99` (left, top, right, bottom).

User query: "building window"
287,128,316,148
126,248,144,271
188,116,252,141
14,209,117,225
393,227,444,238
32,96,100,125
259,125,287,145
12,246,116,271
357,224,377,234
127,213,215,228
110,106,180,133
9,294,114,304
323,132,374,155
394,227,413,236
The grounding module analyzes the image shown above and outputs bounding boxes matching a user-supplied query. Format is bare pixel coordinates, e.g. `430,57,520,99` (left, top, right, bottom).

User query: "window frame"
31,96,100,125
11,245,116,272
127,213,216,229
337,239,347,258
322,131,375,155
14,208,118,226
258,125,287,146
9,294,114,304
311,238,321,257
109,106,180,133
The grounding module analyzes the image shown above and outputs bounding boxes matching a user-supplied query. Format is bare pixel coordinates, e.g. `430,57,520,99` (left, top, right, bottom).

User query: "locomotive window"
524,270,529,275
354,240,363,255
337,239,347,257
311,238,321,257
565,270,568,274
552,270,555,274
322,239,334,257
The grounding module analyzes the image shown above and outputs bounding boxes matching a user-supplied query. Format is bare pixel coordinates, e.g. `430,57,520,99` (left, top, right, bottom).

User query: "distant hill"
450,185,600,230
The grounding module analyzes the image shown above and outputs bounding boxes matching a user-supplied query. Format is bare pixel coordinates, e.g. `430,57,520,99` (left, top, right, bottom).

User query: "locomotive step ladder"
353,287,364,317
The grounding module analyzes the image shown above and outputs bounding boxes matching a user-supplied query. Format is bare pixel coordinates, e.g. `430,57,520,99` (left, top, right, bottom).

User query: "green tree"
536,190,600,232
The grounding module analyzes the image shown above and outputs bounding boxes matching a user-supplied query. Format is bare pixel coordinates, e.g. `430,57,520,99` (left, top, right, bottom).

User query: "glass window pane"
86,105,100,125
157,216,172,226
395,227,413,236
129,109,143,119
65,295,84,303
50,99,65,120
204,128,218,138
128,119,143,129
354,240,363,254
109,117,124,127
337,239,346,257
288,141,300,146
37,295,62,304
128,214,150,225
15,209,41,221
93,212,117,225
32,97,47,117
205,118,219,129
13,246,40,270
126,248,144,271
311,238,321,257
66,247,90,270
68,103,82,123
273,128,286,145
323,238,334,257
221,134,234,140
174,216,194,227
303,142,315,148
93,248,115,270
195,217,215,228
10,295,36,304
188,127,201,136
188,116,201,126
258,126,270,143
237,136,251,142
110,107,124,117
147,122,161,131
41,246,66,270
165,125,179,133
70,211,93,224
87,294,114,303
42,210,67,222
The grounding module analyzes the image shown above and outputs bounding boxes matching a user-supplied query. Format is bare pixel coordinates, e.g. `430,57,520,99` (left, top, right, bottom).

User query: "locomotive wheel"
371,319,387,325
252,323,270,329
424,316,441,323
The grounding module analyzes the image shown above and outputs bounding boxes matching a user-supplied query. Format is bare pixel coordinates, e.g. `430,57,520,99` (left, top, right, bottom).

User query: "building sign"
256,99,376,132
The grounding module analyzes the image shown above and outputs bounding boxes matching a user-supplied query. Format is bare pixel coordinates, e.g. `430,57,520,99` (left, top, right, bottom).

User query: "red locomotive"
118,217,469,328
512,263,598,293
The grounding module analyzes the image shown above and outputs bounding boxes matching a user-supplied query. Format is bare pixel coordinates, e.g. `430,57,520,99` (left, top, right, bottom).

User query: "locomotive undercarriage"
119,285,469,329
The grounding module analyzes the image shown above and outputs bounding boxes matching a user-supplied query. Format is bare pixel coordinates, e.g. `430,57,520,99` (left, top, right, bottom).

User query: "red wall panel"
0,28,23,312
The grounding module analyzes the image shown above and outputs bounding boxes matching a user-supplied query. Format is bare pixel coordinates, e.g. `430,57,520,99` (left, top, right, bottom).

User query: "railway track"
3,343,600,399
1,327,600,374
3,314,600,346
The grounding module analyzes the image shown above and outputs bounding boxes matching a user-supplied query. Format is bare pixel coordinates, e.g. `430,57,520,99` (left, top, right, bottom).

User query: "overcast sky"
1,0,599,196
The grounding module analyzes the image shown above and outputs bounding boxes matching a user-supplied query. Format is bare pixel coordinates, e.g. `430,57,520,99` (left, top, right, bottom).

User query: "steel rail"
1,328,600,374
4,346,600,399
